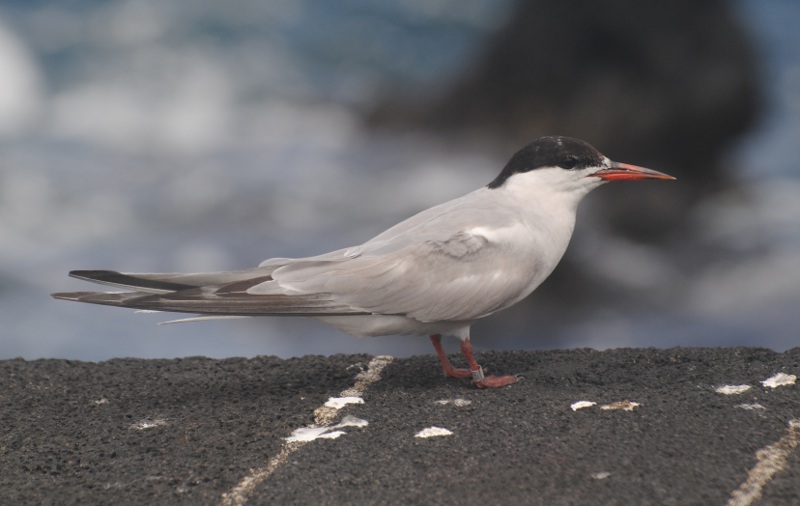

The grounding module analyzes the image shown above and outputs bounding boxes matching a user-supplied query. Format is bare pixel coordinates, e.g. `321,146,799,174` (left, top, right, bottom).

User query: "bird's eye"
561,156,578,170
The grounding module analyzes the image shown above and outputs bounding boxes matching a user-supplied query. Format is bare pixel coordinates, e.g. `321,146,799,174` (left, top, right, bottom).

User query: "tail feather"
52,290,155,307
67,269,273,294
52,276,371,317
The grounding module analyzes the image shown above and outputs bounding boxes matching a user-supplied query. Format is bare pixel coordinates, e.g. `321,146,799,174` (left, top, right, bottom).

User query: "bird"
52,136,675,388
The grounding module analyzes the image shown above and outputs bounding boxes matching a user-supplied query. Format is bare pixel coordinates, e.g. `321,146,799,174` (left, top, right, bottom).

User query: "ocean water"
0,0,797,360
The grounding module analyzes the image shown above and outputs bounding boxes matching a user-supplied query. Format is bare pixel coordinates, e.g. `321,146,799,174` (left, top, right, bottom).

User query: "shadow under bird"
53,136,675,388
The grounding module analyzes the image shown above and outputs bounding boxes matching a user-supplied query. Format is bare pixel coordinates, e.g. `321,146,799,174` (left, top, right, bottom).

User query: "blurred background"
1,0,798,361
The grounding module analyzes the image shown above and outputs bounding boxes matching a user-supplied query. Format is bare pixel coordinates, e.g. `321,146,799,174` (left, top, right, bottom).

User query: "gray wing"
253,191,543,322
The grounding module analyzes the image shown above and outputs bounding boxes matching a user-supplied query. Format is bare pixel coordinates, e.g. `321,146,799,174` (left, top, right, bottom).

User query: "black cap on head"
487,136,605,189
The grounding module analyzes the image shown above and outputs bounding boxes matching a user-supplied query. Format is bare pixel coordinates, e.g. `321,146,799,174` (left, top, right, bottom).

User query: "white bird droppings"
285,426,337,442
415,427,453,438
761,373,797,389
319,431,347,440
285,415,368,442
600,400,640,411
591,472,611,480
324,396,364,409
736,403,766,411
716,385,753,395
434,398,472,407
571,401,597,411
223,356,394,506
129,418,168,430
570,400,640,411
338,414,368,428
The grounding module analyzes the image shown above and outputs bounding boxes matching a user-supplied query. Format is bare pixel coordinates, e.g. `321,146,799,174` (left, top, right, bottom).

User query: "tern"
52,136,675,388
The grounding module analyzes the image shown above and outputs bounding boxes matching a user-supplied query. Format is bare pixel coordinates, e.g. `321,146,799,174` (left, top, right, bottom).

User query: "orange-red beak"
593,161,676,181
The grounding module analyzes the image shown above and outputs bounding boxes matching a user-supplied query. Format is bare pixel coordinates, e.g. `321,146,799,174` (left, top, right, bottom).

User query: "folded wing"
53,192,539,323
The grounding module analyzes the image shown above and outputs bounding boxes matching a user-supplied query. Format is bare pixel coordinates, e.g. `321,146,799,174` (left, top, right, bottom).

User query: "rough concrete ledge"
2,347,799,505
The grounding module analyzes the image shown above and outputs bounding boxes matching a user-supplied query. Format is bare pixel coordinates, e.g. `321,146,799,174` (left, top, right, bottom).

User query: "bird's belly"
313,314,470,338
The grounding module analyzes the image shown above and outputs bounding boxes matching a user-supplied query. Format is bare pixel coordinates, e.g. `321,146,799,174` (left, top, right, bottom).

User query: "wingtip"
68,269,122,281
51,290,154,309
65,269,198,292
51,291,92,301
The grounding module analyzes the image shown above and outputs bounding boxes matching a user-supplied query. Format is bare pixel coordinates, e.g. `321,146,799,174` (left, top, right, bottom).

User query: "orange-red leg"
429,334,520,388
430,334,472,379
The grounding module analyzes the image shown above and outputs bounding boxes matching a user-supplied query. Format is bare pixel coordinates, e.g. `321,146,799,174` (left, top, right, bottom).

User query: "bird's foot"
441,366,473,380
473,375,520,388
469,366,520,389
429,334,519,388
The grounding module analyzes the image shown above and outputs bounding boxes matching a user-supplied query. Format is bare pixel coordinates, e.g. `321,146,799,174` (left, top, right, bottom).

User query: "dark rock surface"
2,348,799,504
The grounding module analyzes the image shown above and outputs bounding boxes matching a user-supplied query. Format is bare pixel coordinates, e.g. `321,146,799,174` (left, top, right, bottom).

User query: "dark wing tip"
52,291,83,301
51,291,120,303
68,269,123,281
67,270,196,292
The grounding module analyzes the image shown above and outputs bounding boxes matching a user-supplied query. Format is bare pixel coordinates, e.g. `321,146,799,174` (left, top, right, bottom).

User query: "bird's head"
487,136,675,197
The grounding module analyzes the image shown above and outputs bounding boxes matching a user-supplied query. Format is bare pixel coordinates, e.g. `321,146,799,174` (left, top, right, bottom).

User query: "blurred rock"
368,0,762,340
373,0,759,211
